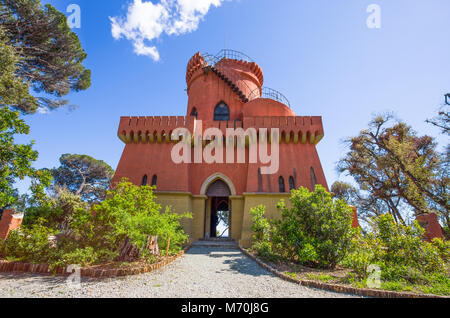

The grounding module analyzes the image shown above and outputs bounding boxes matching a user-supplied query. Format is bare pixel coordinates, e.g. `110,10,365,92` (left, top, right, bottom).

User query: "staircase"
207,66,249,103
191,238,239,249
201,51,253,104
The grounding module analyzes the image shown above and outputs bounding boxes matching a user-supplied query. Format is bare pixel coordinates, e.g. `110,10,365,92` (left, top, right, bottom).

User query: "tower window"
279,176,286,193
214,102,230,121
310,167,317,188
289,176,295,190
142,175,148,186
152,175,157,187
190,107,198,119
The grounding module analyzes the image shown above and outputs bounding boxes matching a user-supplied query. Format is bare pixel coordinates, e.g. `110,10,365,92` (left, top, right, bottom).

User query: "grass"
252,251,450,296
305,273,334,283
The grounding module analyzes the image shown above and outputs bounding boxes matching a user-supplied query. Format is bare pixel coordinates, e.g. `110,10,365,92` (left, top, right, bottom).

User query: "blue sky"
16,0,450,193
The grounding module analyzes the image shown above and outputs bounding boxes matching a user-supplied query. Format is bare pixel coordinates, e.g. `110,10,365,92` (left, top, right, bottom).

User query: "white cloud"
110,0,228,61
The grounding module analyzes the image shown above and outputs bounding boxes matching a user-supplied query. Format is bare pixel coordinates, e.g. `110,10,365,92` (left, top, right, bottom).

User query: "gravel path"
0,246,359,298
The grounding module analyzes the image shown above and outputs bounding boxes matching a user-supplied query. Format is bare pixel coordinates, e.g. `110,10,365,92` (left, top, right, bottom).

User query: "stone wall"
0,209,24,240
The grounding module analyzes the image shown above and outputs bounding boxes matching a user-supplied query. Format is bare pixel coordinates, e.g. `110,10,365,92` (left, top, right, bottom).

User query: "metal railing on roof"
248,87,291,108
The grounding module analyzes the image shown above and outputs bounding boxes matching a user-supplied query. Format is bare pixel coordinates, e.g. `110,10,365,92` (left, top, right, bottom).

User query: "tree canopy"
0,0,91,114
0,29,51,208
337,114,449,233
51,154,115,202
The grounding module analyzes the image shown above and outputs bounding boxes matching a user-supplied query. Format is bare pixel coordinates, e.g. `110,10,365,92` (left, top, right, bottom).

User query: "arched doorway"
206,179,231,238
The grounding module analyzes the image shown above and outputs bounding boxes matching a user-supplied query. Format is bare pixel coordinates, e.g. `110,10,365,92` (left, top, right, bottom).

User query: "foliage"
331,181,358,204
51,154,115,202
337,114,449,230
250,205,274,259
273,185,355,269
0,106,52,208
0,0,91,114
250,185,356,269
0,218,55,264
24,186,88,232
92,180,191,253
426,103,449,136
1,180,191,268
0,28,35,110
0,29,52,208
342,214,449,290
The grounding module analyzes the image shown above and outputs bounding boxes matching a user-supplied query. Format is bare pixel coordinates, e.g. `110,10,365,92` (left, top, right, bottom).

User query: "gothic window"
279,176,286,193
289,176,295,190
310,167,317,188
190,107,198,119
142,175,148,186
214,102,230,121
152,175,158,187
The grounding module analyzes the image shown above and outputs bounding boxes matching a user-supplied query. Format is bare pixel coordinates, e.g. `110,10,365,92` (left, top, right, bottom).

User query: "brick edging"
0,245,191,278
239,247,448,299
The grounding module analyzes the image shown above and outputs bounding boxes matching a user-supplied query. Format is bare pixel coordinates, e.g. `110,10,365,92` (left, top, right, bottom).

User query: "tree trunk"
116,237,140,262
145,235,160,256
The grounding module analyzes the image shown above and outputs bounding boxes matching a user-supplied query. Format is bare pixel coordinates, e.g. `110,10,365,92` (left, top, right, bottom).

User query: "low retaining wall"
239,247,448,299
0,245,190,278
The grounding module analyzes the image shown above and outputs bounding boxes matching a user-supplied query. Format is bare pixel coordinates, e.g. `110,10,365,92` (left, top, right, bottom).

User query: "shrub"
1,179,192,267
343,213,449,287
24,186,88,232
273,185,355,268
92,180,192,254
2,218,56,264
249,205,274,259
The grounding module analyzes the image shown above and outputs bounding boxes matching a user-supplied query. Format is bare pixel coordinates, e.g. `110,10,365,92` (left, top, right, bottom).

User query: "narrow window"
151,175,157,187
289,176,295,190
142,175,148,186
214,102,230,121
279,176,286,193
190,107,198,119
310,167,317,188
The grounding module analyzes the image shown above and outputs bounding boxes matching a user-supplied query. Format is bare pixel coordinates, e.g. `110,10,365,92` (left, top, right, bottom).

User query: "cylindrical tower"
185,50,264,122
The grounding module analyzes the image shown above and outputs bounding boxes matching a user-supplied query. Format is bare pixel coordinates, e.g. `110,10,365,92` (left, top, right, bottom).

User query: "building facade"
113,50,328,247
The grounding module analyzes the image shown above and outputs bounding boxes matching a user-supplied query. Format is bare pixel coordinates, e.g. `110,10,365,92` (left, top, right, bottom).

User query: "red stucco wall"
113,52,329,195
0,210,23,240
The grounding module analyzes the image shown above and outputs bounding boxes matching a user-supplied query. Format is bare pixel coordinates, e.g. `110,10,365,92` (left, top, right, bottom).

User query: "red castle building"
113,50,328,246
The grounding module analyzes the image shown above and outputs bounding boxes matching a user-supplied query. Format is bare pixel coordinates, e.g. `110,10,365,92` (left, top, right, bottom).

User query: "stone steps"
191,239,239,249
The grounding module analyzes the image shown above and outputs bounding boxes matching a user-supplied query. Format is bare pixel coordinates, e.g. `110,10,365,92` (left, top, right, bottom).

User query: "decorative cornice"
117,116,324,146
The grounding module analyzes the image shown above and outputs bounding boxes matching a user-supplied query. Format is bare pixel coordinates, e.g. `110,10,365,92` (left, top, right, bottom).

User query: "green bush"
343,214,449,288
273,185,355,268
249,185,356,269
24,186,88,232
250,205,273,258
1,179,192,268
92,180,192,254
1,218,55,264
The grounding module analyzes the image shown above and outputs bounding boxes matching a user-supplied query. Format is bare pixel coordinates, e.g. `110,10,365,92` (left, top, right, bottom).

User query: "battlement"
117,116,324,145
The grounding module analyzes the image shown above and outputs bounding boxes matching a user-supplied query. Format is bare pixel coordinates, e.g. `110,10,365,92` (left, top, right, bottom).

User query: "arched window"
310,167,317,188
190,107,198,119
151,175,157,187
289,176,295,191
214,102,230,121
142,175,148,186
279,176,286,193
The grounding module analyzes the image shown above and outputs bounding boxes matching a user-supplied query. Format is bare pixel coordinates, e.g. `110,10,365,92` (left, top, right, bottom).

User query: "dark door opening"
210,197,230,238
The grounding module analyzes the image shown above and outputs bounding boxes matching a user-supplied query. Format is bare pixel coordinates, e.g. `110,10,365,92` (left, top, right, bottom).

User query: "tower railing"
201,50,291,108
248,87,291,108
214,49,255,63
202,52,254,103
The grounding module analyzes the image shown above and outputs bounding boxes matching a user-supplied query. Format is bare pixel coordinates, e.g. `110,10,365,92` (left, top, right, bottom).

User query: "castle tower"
113,50,329,246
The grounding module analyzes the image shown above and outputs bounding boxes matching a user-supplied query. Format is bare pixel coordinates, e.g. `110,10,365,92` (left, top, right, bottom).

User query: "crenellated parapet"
117,116,195,144
117,116,324,145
